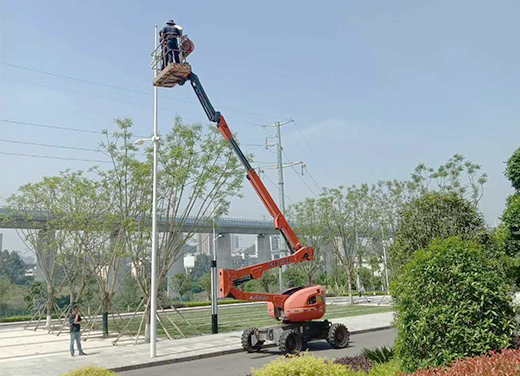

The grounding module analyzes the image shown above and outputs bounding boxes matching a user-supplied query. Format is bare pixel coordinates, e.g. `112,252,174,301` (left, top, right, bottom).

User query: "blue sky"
1,0,519,251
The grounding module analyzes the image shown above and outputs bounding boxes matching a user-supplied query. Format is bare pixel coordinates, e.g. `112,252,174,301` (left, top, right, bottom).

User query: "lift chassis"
242,320,349,354
153,46,350,353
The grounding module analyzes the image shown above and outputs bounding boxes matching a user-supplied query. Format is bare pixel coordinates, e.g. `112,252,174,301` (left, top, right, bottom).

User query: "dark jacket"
160,25,180,47
70,314,81,332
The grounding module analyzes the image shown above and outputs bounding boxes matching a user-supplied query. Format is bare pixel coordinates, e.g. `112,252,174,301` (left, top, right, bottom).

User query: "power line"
258,169,296,205
0,119,103,134
282,150,318,197
0,151,111,164
0,62,150,96
0,138,100,152
0,61,287,120
304,166,324,194
0,119,148,138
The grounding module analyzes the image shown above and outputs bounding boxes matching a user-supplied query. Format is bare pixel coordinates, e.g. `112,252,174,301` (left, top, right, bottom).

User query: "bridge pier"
216,233,232,269
256,234,271,263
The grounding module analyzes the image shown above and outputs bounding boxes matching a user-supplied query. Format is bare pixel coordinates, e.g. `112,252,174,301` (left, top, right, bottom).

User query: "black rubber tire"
278,329,303,354
327,323,350,349
241,328,264,352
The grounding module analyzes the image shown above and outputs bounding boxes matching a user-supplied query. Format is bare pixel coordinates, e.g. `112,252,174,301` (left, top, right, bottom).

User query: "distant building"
271,235,279,251
232,235,240,250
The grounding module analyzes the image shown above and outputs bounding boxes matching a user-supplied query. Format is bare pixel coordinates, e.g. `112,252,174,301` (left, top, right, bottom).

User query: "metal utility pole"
262,120,293,291
150,24,159,359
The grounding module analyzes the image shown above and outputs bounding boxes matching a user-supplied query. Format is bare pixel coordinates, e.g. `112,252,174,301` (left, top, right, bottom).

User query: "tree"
389,192,486,273
6,175,72,328
171,274,192,302
505,146,520,190
98,117,243,339
392,237,516,372
0,250,28,285
321,184,380,303
499,146,520,288
287,197,329,285
0,278,14,315
410,154,488,206
197,273,212,301
190,254,212,282
282,267,306,288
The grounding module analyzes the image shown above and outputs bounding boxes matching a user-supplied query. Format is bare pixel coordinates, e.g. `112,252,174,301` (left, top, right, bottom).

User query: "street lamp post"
211,217,223,334
134,24,159,359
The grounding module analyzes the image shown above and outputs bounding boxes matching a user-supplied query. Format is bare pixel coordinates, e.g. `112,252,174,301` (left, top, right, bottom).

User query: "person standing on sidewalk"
70,307,86,357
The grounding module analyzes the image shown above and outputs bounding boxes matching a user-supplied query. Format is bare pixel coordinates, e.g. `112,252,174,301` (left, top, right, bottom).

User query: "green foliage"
389,193,486,272
501,194,520,255
196,273,212,301
282,267,307,288
392,237,517,373
171,273,192,302
251,353,401,376
362,345,394,364
251,353,352,376
113,276,143,312
190,254,211,282
0,278,14,315
59,366,118,376
23,281,46,310
505,146,520,191
0,250,29,285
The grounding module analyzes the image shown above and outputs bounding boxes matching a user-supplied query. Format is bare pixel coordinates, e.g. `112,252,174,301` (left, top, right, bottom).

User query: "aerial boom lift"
153,36,349,353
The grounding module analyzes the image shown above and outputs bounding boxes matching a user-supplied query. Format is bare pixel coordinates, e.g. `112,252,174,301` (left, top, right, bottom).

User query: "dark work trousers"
166,38,180,64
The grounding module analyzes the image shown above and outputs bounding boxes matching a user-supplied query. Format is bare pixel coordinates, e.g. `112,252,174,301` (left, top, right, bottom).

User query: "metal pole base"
211,314,218,334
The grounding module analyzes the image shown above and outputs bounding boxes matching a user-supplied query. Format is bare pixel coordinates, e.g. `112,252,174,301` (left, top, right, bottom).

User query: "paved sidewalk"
0,311,394,376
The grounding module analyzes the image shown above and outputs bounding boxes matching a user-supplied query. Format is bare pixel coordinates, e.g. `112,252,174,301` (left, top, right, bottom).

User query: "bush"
408,349,520,376
251,353,352,376
59,366,118,376
250,353,401,376
362,346,394,363
392,237,517,373
333,355,373,372
389,193,486,273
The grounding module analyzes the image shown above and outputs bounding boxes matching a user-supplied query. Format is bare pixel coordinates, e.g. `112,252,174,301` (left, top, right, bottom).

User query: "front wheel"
241,328,264,352
327,323,350,349
278,329,303,354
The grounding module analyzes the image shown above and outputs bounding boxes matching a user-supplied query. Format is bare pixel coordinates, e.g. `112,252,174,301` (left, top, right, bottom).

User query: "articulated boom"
187,72,314,308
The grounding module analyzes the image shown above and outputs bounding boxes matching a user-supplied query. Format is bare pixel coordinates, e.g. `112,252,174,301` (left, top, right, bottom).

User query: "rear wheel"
278,329,303,354
241,328,264,352
327,323,350,349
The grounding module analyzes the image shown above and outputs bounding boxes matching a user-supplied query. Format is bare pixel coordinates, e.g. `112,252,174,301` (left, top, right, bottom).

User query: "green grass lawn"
100,304,393,339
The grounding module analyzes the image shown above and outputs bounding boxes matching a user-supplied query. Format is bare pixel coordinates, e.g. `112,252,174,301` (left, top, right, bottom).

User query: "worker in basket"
160,19,183,67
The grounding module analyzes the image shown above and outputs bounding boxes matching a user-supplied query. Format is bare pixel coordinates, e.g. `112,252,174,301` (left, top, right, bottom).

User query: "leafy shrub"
362,346,394,363
60,366,118,376
250,353,401,376
392,237,517,373
408,349,520,376
389,193,486,273
251,353,352,376
333,355,373,372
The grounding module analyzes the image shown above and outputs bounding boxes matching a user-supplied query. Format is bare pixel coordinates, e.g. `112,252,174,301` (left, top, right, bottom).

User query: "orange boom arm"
187,72,314,309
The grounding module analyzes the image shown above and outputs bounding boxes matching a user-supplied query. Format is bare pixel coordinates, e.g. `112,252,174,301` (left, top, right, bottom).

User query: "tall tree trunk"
347,270,354,304
46,283,53,329
102,295,109,336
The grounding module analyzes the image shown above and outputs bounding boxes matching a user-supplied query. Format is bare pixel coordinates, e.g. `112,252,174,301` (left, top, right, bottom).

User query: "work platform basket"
151,35,194,88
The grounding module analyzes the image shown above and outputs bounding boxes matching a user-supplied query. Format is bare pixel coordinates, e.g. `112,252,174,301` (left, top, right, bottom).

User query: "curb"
109,325,393,373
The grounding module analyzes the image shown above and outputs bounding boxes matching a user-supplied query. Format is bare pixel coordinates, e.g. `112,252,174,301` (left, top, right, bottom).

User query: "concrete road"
120,328,396,376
